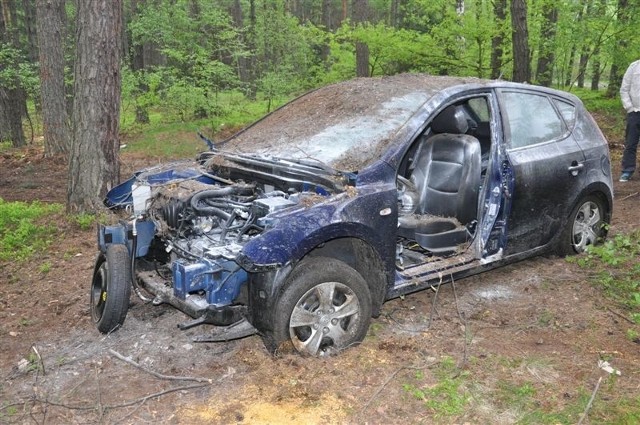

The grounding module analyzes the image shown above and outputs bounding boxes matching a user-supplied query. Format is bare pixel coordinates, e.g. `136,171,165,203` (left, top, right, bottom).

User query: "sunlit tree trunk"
67,0,122,212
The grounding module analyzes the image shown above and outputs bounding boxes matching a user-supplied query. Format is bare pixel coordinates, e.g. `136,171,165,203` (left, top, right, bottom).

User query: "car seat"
398,105,481,254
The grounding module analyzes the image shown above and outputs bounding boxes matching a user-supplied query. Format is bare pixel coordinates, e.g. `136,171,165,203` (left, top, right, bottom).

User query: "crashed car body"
91,74,613,356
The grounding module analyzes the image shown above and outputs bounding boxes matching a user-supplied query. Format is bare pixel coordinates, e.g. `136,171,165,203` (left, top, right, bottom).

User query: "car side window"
553,99,576,129
502,91,567,149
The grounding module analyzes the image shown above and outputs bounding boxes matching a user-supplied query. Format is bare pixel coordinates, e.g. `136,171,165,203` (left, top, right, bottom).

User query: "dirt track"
1,143,639,423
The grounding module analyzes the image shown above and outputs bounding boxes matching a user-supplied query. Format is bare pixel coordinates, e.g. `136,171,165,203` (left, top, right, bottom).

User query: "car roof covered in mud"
218,74,486,171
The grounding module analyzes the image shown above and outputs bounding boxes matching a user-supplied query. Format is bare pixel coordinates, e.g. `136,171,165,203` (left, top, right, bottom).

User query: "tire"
90,244,132,333
266,257,372,357
557,195,607,256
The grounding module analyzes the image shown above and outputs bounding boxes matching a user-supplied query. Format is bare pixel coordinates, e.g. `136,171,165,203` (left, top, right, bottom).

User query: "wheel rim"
289,281,362,356
571,201,601,252
91,263,108,322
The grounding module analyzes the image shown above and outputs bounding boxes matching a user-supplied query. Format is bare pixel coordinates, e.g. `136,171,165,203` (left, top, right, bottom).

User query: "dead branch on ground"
108,349,213,383
577,376,603,425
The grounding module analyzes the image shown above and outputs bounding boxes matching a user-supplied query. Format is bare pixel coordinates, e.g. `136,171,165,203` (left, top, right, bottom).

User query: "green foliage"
576,231,640,323
0,43,38,97
0,198,63,262
72,213,98,231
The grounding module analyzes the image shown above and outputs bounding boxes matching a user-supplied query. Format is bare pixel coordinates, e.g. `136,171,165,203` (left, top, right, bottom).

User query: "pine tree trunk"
36,0,69,156
67,0,122,212
510,0,530,83
352,0,369,77
490,0,506,79
535,4,557,87
0,0,26,147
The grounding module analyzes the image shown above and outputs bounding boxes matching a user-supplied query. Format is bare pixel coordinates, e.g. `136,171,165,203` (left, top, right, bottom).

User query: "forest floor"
1,134,639,424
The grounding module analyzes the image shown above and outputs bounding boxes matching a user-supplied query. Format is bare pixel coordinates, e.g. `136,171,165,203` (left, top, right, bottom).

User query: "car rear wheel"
557,195,607,255
90,244,132,333
268,257,372,356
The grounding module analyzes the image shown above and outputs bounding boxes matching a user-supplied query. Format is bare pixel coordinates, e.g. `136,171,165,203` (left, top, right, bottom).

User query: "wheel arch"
303,237,388,317
571,182,613,225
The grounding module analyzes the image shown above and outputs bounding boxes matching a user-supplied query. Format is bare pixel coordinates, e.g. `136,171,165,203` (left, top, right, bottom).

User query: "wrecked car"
91,74,613,356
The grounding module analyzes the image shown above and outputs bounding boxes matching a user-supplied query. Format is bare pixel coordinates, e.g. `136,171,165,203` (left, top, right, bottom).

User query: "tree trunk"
490,0,506,79
352,0,369,77
510,0,530,83
67,0,122,212
390,0,402,28
36,0,69,156
130,0,149,124
22,0,38,63
606,0,629,97
0,0,26,147
535,4,557,87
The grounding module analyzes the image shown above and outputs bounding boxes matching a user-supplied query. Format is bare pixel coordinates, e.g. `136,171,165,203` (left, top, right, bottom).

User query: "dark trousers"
622,111,640,173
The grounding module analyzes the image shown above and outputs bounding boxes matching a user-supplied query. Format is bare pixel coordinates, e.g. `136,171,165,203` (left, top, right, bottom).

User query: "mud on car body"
91,74,613,356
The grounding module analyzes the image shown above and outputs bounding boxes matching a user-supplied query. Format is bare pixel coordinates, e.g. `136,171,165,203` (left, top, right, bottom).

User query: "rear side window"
554,99,576,129
502,91,567,149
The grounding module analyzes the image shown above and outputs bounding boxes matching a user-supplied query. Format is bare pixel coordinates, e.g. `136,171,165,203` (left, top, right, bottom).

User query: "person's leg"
621,111,640,176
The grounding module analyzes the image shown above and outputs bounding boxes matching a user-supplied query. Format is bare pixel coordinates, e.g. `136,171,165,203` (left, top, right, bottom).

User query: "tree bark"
535,3,557,87
510,0,530,83
130,0,149,124
22,0,38,63
67,0,122,212
490,0,506,79
0,0,26,147
606,0,629,97
352,0,370,77
36,0,69,156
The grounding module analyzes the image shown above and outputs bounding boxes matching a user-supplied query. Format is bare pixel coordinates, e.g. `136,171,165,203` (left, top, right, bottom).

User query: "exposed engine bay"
98,156,342,332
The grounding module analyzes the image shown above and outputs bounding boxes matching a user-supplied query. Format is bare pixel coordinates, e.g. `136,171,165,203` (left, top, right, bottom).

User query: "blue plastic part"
172,258,247,306
97,220,156,258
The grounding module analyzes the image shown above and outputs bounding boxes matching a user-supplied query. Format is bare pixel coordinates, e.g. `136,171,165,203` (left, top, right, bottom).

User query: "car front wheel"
268,257,372,356
557,195,607,255
90,244,132,333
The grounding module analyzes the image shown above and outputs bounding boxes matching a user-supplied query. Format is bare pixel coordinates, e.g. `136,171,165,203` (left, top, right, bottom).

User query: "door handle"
568,162,584,176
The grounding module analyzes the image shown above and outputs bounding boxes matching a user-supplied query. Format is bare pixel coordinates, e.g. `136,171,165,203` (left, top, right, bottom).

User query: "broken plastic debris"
598,360,621,376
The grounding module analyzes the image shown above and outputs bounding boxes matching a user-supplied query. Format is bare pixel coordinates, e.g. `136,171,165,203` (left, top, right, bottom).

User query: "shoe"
619,172,632,182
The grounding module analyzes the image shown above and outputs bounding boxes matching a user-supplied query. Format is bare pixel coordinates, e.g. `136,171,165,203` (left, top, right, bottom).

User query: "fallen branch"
607,307,635,324
577,376,603,425
620,191,639,201
34,383,209,412
106,383,209,409
108,349,212,383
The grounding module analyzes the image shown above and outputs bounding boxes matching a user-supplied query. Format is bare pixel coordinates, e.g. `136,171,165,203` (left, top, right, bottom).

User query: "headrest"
431,105,469,134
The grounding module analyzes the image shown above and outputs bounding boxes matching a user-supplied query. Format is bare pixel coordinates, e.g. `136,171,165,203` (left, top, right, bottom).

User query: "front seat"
399,105,481,253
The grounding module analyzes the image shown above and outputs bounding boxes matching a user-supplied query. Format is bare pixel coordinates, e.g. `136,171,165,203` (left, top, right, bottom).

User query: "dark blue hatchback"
91,74,613,356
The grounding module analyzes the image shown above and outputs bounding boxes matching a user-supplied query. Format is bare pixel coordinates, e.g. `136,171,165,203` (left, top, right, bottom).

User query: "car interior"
397,97,492,259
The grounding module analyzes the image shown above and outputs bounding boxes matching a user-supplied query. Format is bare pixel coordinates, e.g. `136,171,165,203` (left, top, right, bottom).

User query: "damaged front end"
93,152,348,340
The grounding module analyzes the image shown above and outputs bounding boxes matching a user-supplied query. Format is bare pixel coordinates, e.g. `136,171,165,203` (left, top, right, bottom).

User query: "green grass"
0,198,63,262
573,230,640,324
403,357,470,418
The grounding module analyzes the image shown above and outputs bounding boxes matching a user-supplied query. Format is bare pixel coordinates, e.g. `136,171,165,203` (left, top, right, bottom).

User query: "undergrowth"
0,198,63,262
573,230,640,325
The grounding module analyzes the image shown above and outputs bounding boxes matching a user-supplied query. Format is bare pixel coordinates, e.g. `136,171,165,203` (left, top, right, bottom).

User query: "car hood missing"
217,74,482,171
